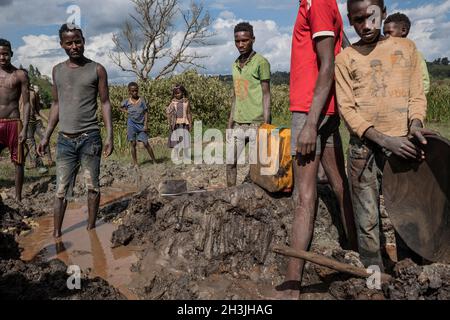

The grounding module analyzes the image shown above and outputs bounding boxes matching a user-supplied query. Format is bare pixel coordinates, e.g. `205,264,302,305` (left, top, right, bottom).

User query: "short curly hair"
385,12,411,36
59,23,84,41
234,22,254,37
0,39,12,52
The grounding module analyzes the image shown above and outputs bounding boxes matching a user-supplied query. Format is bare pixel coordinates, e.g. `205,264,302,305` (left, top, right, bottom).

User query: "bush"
427,80,450,123
109,70,232,138
106,70,449,152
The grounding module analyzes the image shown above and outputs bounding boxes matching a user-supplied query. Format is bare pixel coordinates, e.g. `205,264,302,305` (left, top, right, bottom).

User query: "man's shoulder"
254,53,270,65
53,60,68,69
309,0,337,11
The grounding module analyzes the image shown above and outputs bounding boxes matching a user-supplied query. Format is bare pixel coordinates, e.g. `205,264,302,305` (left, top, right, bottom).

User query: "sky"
1,0,449,83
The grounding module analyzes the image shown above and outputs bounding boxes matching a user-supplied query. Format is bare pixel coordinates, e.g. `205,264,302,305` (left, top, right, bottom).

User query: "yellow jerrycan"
250,123,293,193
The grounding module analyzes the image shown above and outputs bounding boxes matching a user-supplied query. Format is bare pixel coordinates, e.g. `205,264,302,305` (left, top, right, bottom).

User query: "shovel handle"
273,246,392,283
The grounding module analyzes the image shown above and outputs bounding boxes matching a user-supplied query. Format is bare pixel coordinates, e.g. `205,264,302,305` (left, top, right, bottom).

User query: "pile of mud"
330,259,450,300
110,182,356,299
107,177,450,300
0,258,125,300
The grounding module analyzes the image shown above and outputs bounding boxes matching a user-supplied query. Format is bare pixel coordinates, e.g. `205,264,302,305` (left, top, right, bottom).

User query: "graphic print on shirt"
369,60,388,98
391,50,410,69
235,78,249,101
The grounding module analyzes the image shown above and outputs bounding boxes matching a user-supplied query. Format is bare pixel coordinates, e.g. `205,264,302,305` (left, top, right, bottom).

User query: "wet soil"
1,159,449,300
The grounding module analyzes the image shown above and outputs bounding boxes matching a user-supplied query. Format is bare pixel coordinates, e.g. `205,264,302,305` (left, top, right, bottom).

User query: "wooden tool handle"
273,246,392,283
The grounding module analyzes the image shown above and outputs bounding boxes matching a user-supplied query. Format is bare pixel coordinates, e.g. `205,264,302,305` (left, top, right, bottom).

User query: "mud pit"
1,160,450,300
0,202,125,300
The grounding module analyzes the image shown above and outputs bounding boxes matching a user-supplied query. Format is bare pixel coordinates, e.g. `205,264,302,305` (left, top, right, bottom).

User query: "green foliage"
426,79,450,123
427,63,450,79
106,70,449,156
27,64,53,107
109,70,232,138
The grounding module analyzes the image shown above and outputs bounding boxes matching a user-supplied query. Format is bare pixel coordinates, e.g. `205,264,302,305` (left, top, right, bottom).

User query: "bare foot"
261,281,301,300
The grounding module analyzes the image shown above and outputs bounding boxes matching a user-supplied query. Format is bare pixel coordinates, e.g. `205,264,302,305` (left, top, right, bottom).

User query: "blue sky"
1,0,449,82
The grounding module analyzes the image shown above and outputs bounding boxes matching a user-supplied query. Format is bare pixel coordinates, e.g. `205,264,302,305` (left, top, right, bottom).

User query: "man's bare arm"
18,70,30,144
38,67,59,156
97,64,114,157
297,36,335,156
261,80,271,124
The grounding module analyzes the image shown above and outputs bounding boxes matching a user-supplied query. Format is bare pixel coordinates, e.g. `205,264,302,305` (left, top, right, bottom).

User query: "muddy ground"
1,159,449,300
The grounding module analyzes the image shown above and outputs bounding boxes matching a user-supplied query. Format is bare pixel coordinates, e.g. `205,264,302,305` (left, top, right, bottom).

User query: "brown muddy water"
17,187,141,300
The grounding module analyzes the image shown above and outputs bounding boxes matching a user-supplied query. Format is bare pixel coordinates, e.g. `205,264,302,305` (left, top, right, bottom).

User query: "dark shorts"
0,119,23,164
56,130,102,199
291,112,341,157
127,121,149,143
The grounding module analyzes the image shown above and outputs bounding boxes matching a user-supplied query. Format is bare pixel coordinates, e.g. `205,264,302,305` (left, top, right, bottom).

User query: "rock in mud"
384,259,450,300
0,200,33,234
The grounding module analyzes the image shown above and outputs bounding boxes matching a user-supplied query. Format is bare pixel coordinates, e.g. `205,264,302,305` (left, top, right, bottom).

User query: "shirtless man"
0,39,30,202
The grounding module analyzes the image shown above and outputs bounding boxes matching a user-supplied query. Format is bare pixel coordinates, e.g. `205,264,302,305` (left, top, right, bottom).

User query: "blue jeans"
56,130,102,199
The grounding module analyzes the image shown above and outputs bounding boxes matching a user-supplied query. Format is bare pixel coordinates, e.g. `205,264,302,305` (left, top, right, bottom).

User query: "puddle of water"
18,188,141,300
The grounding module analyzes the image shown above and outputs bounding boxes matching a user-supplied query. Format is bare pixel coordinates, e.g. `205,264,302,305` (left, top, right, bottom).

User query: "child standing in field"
166,84,192,161
121,82,156,167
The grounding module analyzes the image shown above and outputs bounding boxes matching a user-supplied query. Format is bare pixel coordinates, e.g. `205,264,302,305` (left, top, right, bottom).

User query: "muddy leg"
317,163,328,184
130,141,138,166
278,155,320,299
321,138,358,252
87,190,100,231
143,141,156,162
53,197,68,238
15,163,24,202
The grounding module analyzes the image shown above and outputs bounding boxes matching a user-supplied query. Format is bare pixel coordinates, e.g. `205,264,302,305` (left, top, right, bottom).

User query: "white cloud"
13,15,293,82
0,0,133,37
13,33,133,84
183,17,292,75
338,0,450,61
397,0,450,61
9,0,450,84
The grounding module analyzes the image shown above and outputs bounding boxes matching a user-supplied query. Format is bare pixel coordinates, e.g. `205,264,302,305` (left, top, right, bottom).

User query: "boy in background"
383,12,430,94
121,82,156,167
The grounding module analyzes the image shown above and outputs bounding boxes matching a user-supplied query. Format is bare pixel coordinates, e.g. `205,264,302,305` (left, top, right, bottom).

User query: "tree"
29,64,35,77
109,0,213,81
442,57,449,66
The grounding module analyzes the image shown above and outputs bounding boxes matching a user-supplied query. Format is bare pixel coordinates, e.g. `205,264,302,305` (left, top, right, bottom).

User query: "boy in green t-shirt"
226,22,271,187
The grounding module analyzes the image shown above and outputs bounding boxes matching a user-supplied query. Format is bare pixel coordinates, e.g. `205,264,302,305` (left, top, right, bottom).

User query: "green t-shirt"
232,52,271,124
